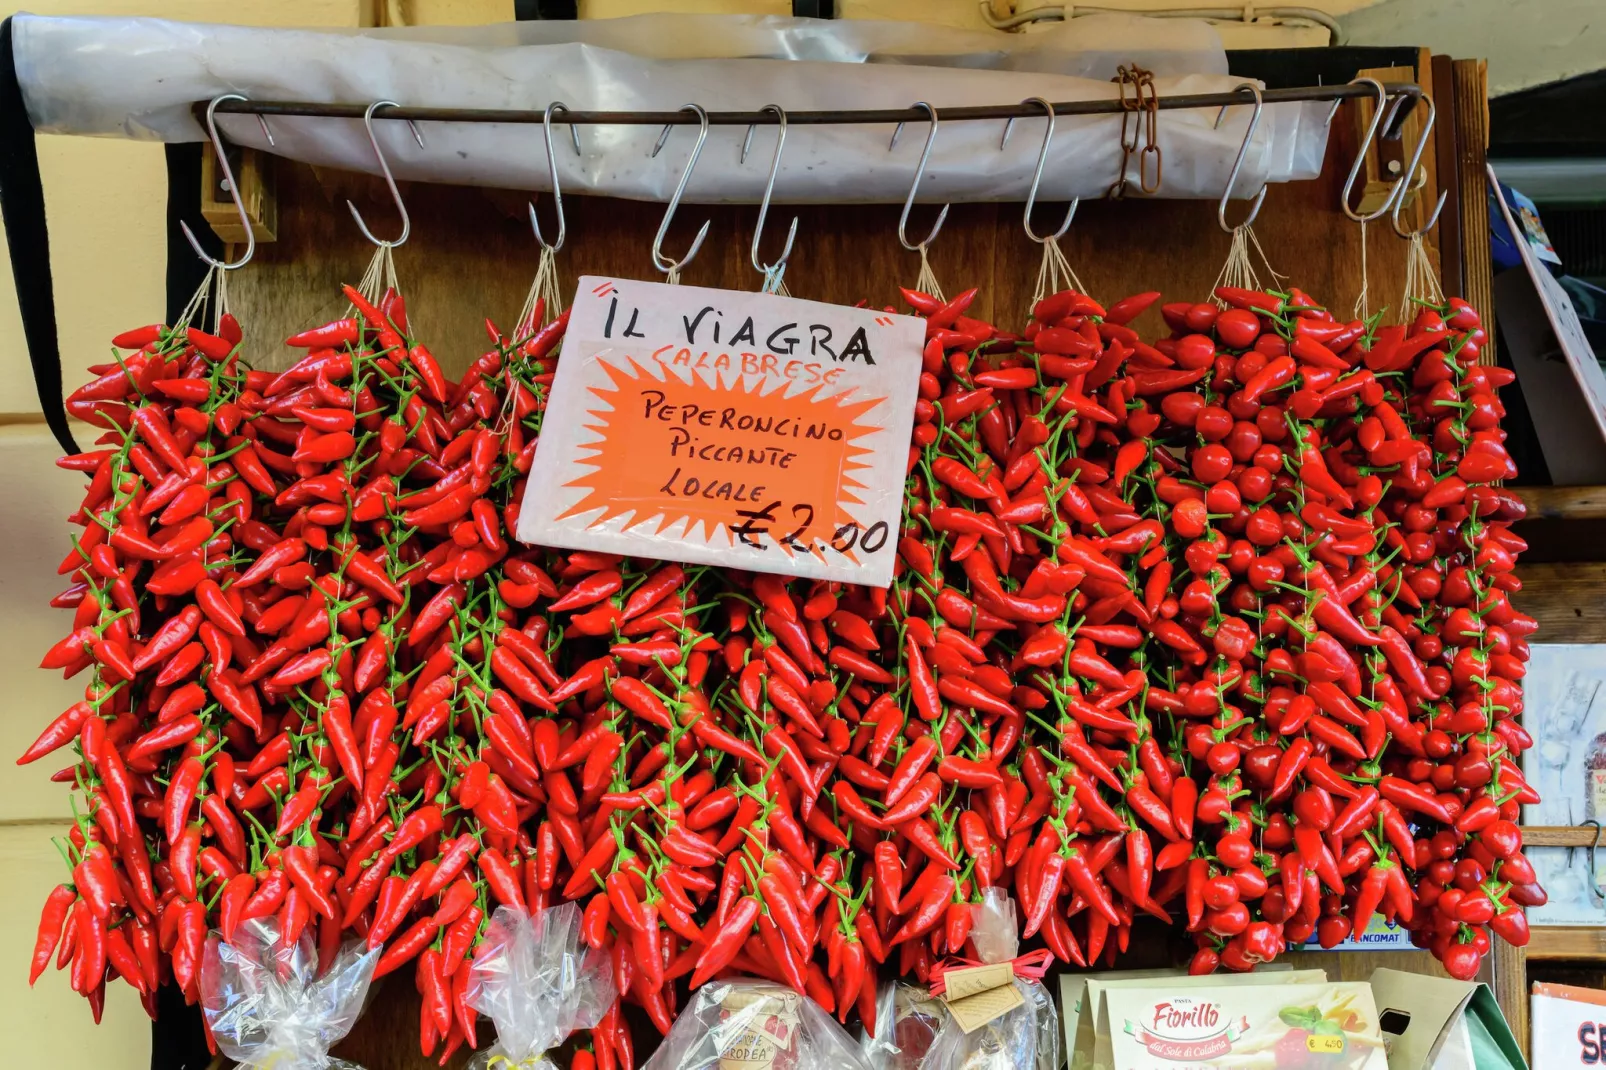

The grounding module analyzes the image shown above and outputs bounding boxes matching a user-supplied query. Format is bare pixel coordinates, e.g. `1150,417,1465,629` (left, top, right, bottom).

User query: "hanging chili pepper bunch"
1137,285,1540,979
24,282,570,1062
26,312,254,1025
885,283,1186,978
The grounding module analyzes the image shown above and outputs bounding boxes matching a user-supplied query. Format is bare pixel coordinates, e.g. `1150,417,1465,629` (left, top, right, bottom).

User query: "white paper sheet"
10,12,1333,204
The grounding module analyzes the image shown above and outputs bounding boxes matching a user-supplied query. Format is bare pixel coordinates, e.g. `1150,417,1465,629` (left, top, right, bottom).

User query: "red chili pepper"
17,701,92,765
1379,775,1456,824
30,884,76,986
1294,826,1344,893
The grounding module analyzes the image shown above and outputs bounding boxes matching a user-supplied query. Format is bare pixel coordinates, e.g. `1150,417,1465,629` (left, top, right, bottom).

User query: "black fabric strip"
516,0,577,18
151,977,209,1070
0,16,76,454
165,143,215,325
153,142,214,1070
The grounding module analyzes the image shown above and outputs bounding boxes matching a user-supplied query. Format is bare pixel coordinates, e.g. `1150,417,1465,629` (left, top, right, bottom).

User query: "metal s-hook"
1004,97,1078,245
181,93,276,271
1336,77,1409,223
1583,820,1605,900
528,102,570,253
1215,83,1268,233
651,104,712,277
749,104,798,283
347,101,425,249
1391,94,1448,238
891,102,950,252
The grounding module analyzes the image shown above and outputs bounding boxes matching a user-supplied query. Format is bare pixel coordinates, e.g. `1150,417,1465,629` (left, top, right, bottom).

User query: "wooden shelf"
1522,826,1606,847
1515,485,1606,521
1512,562,1606,643
1528,927,1606,961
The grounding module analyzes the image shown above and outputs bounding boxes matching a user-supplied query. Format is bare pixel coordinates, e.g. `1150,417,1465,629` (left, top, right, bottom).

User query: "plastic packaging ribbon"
199,916,379,1070
926,948,1055,998
464,904,615,1070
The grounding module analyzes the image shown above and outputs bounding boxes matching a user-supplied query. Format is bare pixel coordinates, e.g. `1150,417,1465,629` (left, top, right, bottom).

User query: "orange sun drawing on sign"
556,356,885,563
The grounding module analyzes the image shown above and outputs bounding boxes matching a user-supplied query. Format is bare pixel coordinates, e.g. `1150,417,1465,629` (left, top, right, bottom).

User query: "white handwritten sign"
1533,982,1606,1067
517,277,924,586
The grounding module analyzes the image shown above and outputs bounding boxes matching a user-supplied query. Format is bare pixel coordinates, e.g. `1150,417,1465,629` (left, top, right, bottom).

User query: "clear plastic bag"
199,915,380,1070
859,982,946,1070
463,904,615,1070
643,978,873,1070
860,890,1061,1070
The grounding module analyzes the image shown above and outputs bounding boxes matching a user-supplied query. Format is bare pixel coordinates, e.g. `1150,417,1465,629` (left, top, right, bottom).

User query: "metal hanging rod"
205,80,1423,134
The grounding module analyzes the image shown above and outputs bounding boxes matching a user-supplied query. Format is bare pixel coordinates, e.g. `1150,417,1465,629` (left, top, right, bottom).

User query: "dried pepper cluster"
23,272,1540,1068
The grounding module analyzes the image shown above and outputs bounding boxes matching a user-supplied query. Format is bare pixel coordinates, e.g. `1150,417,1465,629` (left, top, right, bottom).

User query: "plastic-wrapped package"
199,916,379,1070
860,891,1061,1070
463,904,615,1070
9,12,1331,202
643,978,872,1070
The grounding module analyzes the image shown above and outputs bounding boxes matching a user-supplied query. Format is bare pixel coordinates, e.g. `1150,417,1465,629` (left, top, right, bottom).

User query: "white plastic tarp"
10,12,1335,204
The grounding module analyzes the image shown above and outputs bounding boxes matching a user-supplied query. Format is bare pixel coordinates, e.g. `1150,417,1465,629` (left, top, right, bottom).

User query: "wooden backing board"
1522,827,1606,847
1283,947,1454,983
331,978,471,1070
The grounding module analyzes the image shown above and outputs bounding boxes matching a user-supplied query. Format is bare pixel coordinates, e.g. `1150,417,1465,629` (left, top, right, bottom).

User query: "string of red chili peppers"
21,270,1540,1069
1139,288,1539,976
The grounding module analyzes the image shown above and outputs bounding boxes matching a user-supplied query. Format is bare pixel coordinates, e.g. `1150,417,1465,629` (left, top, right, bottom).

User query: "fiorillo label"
1123,998,1249,1060
1104,982,1389,1070
517,277,924,586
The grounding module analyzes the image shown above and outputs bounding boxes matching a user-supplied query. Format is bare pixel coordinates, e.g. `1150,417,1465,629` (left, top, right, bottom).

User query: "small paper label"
1307,1034,1346,1054
945,983,1026,1034
517,277,924,586
940,962,1017,1001
717,990,800,1070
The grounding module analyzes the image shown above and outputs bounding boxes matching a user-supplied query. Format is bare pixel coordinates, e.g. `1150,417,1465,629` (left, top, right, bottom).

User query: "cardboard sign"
937,962,1025,1034
518,277,924,585
944,982,1026,1035
1532,981,1606,1069
1104,981,1388,1070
